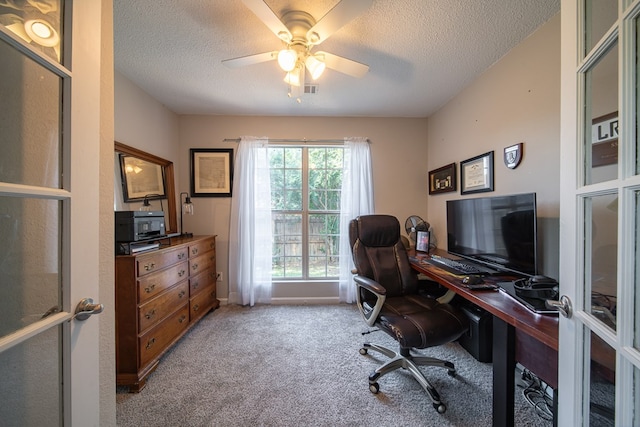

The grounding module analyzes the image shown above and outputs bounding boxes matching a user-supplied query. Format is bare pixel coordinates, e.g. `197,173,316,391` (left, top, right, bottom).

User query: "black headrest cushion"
356,215,400,247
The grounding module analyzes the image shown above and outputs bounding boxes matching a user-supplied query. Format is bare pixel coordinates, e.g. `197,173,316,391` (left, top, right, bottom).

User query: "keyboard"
422,255,486,275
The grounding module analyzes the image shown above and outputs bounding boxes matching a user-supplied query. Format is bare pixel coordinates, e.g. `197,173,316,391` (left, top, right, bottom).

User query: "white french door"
559,0,640,425
0,1,104,426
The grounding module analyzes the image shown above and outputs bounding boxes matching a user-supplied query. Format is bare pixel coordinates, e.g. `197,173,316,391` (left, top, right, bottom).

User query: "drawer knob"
144,284,156,293
192,263,199,271
193,281,199,289
145,309,156,320
178,290,186,299
192,248,199,255
178,253,186,260
193,304,200,312
178,269,186,277
146,337,156,349
144,262,156,271
179,315,187,323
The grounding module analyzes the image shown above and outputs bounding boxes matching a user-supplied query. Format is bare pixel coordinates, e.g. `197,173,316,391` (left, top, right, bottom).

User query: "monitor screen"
446,193,537,276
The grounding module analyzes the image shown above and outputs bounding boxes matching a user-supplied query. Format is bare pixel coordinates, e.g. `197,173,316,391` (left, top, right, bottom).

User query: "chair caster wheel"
359,347,368,355
369,382,380,394
434,403,446,413
447,369,457,378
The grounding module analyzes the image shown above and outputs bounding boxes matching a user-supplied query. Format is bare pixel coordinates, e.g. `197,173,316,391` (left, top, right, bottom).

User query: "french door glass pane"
0,39,61,189
585,194,618,331
637,18,640,175
588,331,616,425
0,325,62,427
0,196,61,339
584,42,618,186
584,0,618,56
635,190,640,348
0,0,63,63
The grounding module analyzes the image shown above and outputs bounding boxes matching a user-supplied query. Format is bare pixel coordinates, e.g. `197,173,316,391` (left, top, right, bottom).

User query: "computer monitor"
446,193,538,276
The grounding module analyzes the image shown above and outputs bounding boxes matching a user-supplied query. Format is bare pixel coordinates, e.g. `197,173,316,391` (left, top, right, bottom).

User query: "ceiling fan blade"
317,51,369,78
222,51,278,68
241,0,292,42
306,0,373,45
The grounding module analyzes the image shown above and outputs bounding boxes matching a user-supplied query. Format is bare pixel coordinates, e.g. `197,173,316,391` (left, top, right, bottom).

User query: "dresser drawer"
137,261,188,303
139,304,189,368
189,252,215,276
188,237,215,258
190,268,215,296
138,281,189,333
136,247,189,277
190,286,216,322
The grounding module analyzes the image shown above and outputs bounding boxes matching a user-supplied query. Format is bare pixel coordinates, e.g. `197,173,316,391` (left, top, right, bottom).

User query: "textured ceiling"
114,0,560,117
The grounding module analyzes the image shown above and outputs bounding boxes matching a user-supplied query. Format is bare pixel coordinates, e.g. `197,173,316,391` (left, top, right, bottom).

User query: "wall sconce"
180,192,194,237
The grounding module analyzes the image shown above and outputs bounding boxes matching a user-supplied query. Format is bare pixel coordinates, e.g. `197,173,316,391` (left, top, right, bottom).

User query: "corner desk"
409,249,558,427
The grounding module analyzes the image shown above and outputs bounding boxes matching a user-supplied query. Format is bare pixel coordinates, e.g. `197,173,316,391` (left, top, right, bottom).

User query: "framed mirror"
114,142,177,234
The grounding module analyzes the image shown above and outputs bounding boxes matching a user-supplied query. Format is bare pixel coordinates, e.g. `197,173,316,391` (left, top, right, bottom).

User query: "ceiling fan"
223,0,372,91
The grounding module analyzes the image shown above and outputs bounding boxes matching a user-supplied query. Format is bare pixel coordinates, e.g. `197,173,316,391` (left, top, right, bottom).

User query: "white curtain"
338,137,374,303
229,136,273,306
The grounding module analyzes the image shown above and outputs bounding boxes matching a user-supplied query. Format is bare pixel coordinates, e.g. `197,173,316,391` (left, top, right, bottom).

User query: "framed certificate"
460,151,494,195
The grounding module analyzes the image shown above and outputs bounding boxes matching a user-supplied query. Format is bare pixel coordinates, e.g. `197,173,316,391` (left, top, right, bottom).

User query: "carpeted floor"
116,304,553,426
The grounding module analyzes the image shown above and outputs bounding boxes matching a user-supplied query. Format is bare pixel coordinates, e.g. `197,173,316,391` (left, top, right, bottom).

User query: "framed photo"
428,162,457,194
460,151,494,195
119,154,166,202
416,230,430,253
190,148,234,197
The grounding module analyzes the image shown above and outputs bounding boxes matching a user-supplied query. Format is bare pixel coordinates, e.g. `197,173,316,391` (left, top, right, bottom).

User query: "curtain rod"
223,138,370,144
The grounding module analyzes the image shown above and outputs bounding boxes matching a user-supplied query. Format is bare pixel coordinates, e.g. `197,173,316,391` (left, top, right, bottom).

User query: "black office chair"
349,214,469,413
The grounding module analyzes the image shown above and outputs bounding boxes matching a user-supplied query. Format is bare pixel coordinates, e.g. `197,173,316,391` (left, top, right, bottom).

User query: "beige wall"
177,116,429,300
427,13,561,277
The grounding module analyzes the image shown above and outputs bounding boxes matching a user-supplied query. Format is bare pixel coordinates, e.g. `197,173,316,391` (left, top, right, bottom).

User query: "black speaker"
456,300,493,363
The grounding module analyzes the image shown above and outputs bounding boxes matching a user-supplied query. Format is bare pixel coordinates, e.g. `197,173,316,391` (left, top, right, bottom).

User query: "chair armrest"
353,275,386,327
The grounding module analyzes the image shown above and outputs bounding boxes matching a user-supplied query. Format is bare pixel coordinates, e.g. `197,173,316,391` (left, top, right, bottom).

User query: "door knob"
545,294,572,318
74,298,104,321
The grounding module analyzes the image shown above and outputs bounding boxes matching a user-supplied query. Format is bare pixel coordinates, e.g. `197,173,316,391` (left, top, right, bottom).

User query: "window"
269,146,343,279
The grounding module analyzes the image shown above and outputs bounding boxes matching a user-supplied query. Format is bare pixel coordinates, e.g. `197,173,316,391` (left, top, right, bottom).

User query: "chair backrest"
349,215,418,297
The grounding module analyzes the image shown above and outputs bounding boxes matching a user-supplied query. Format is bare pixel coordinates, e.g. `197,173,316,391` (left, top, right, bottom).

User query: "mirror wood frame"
115,141,177,234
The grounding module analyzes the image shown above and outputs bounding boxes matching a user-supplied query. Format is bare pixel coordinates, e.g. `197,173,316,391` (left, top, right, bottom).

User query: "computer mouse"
462,276,484,285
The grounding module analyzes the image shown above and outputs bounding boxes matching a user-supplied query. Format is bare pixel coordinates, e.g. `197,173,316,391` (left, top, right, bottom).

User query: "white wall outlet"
216,272,222,282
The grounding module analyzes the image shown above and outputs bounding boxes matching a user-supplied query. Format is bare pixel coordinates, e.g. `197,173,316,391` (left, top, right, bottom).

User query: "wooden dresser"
115,235,219,392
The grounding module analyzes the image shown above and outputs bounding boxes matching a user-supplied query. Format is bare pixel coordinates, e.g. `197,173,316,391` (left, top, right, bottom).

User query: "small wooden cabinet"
115,235,218,391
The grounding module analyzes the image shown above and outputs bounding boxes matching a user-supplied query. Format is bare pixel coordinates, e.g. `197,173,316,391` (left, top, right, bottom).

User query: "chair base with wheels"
359,342,455,413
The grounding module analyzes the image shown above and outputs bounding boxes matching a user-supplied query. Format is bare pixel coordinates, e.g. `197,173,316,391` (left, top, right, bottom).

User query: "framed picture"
416,230,430,253
428,162,457,194
190,148,234,197
119,154,166,202
460,151,494,195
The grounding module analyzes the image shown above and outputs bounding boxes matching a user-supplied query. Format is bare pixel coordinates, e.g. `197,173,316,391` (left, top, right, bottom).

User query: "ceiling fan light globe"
284,69,301,87
306,55,326,80
277,49,297,72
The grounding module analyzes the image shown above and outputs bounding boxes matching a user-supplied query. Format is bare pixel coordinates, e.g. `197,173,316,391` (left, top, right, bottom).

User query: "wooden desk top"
410,249,558,350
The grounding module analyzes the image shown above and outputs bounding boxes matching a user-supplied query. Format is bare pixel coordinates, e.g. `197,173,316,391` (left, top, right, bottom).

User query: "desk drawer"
139,304,189,367
137,261,188,303
138,281,189,333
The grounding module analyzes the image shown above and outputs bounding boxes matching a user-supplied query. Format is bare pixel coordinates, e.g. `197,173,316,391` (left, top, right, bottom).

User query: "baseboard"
271,297,341,305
